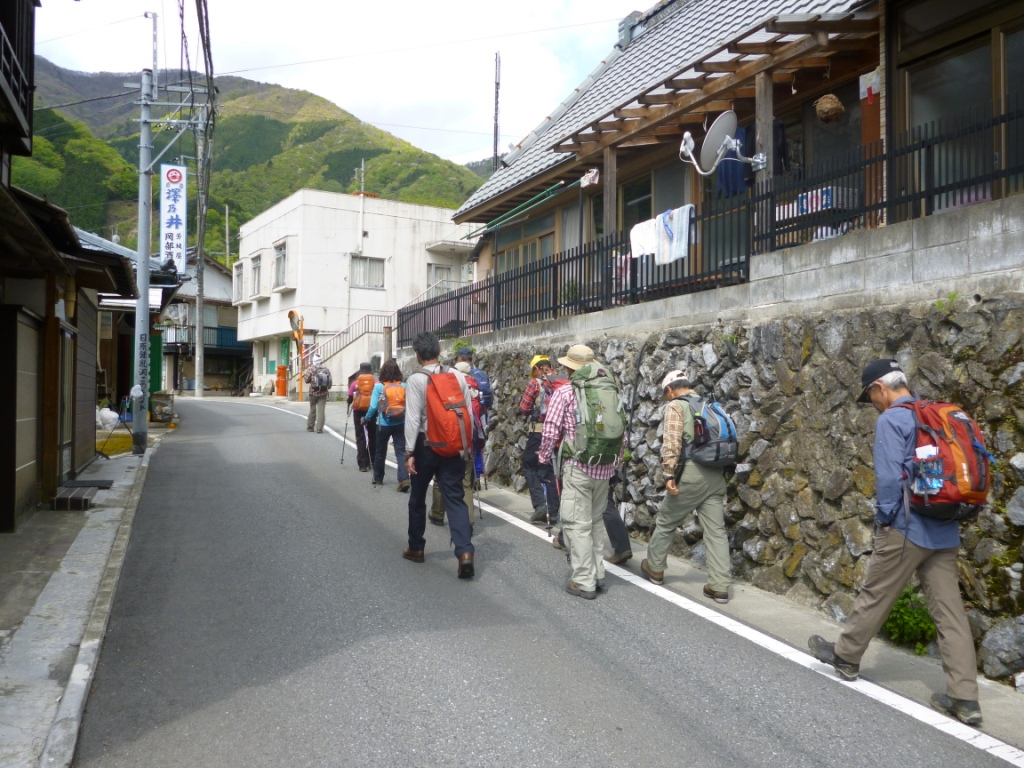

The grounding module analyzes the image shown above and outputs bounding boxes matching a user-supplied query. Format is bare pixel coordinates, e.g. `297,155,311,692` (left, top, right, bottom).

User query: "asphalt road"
73,399,1007,768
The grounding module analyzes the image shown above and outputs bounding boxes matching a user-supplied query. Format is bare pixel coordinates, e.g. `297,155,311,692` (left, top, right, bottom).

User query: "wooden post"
755,71,774,186
41,274,60,501
602,146,617,239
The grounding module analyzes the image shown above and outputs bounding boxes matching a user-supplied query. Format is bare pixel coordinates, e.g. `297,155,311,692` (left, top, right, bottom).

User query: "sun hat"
857,359,902,402
557,344,595,371
660,369,690,390
312,354,323,365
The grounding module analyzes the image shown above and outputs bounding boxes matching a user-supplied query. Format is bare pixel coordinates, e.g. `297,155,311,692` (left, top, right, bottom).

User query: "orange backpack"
382,382,406,421
419,367,472,458
353,373,375,411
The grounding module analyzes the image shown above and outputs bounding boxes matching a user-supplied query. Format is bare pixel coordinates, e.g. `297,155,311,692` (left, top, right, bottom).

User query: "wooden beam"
638,93,679,105
696,60,745,73
767,17,878,35
730,41,782,56
595,118,625,131
666,77,709,90
615,107,659,119
568,31,828,162
619,135,671,148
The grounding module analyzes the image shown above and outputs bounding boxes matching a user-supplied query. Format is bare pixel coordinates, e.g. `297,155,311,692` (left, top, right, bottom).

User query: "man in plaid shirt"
539,344,622,600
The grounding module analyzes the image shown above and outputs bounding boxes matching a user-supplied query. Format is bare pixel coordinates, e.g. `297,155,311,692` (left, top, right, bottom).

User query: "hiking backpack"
470,365,493,408
534,374,569,421
561,363,625,467
313,366,332,391
353,373,375,410
418,366,473,459
894,399,993,522
463,375,487,448
679,395,739,469
381,382,406,421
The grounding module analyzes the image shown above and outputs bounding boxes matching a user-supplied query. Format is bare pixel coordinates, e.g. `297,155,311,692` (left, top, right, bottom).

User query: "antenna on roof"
679,110,767,176
493,52,501,173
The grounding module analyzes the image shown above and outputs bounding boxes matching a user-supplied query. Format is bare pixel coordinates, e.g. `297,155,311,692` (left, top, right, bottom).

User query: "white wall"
235,189,476,391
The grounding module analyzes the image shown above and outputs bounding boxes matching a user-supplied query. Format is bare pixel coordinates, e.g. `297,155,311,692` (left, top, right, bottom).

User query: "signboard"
160,164,187,275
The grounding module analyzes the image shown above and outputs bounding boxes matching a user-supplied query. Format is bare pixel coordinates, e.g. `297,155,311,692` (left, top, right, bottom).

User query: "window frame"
351,254,386,290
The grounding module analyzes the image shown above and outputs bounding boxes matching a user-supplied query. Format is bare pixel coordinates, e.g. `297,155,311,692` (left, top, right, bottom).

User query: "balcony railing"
163,325,250,351
396,94,1024,347
0,18,32,139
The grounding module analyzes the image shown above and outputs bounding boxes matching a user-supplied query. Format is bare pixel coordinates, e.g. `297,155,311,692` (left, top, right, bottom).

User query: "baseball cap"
456,347,473,360
660,369,689,390
857,359,902,402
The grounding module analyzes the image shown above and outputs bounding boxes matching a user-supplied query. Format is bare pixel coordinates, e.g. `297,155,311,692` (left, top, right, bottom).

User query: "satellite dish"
679,109,767,176
700,111,738,171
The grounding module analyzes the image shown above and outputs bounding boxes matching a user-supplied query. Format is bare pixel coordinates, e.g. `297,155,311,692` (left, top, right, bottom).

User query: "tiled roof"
456,0,858,219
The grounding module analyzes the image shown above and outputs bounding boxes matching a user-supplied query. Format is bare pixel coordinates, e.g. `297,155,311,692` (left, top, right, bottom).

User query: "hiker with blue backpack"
303,353,332,434
455,347,491,485
640,369,737,605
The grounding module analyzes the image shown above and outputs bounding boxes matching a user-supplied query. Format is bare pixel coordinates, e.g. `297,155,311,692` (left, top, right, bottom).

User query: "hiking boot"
457,553,475,579
429,516,445,527
397,480,410,493
595,579,607,593
931,694,982,726
402,548,425,563
703,584,729,604
529,505,548,524
808,635,860,681
640,559,664,586
552,534,566,551
566,581,596,600
605,550,633,566
371,479,382,488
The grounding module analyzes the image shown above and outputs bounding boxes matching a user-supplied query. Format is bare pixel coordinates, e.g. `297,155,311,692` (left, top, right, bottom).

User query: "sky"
34,0,642,165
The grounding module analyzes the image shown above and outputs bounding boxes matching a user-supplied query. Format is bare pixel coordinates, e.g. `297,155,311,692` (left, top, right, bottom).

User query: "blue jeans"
408,436,473,557
374,422,408,484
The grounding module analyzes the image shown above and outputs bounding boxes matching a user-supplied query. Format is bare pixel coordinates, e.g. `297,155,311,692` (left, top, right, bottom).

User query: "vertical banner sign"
160,164,187,275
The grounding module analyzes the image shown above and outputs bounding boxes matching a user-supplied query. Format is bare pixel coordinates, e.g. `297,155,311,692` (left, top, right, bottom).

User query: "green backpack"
561,363,625,466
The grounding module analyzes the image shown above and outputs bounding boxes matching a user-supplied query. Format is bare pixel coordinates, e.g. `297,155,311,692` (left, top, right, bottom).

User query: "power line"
36,15,140,44
218,18,618,77
35,91,137,111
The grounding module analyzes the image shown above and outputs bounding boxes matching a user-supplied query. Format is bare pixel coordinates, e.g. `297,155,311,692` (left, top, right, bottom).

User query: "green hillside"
20,58,484,258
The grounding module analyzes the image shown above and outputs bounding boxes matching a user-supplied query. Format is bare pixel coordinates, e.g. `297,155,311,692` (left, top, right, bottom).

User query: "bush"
882,586,937,655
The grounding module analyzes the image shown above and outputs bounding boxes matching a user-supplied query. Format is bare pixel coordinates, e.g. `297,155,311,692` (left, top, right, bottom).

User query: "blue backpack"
470,365,493,408
680,395,738,468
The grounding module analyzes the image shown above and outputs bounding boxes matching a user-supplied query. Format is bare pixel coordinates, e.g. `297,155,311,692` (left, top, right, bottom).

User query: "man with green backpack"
539,344,625,600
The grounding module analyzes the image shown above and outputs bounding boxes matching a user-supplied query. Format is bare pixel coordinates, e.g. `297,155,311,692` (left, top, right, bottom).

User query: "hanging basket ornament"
815,93,845,123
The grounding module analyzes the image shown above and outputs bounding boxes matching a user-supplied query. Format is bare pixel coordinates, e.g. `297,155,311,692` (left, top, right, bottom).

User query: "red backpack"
895,400,993,522
419,367,473,459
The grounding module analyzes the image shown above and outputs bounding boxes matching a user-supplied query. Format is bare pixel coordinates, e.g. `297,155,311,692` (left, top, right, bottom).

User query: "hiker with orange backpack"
347,362,377,472
809,359,988,726
428,360,483,527
402,332,475,579
364,359,409,492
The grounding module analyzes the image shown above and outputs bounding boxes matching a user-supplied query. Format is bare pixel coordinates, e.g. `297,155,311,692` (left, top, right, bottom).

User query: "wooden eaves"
551,12,880,162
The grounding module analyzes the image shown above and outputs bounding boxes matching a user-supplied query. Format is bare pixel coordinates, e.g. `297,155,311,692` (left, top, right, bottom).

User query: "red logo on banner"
166,168,183,184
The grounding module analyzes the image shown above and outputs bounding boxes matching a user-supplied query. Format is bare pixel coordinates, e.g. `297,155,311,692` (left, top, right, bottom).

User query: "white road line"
214,402,1024,765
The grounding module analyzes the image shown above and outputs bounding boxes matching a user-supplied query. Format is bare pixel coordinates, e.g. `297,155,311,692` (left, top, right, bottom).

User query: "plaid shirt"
518,377,543,418
538,383,620,480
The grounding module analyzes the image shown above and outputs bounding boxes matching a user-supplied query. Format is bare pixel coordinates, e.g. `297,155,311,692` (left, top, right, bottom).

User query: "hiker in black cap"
809,359,982,726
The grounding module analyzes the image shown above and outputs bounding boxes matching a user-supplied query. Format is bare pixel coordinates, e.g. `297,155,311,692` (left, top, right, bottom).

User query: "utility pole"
194,105,209,400
131,68,154,455
493,52,501,173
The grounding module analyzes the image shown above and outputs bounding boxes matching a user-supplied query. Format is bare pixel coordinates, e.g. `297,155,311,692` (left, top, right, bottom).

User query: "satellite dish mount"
679,110,768,176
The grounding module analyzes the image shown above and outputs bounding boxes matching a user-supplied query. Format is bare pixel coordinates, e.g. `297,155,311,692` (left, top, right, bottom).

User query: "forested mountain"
16,58,484,259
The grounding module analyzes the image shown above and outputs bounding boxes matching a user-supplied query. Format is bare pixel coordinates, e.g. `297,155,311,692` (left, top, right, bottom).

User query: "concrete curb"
37,445,157,768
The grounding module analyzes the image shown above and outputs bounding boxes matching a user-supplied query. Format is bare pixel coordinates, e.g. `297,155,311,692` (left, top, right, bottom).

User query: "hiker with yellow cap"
518,354,565,526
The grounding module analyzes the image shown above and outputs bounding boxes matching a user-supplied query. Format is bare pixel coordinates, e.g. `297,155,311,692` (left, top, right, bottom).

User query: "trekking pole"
340,405,351,465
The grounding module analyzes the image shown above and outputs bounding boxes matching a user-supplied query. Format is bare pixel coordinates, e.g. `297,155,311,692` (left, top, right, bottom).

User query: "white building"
233,189,476,394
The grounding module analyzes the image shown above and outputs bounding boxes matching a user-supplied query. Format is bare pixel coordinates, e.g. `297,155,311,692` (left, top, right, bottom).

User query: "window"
250,255,261,297
273,242,287,289
351,255,385,288
494,213,555,274
233,263,244,303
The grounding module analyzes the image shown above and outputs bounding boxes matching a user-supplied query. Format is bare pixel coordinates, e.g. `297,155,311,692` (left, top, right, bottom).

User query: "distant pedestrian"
539,344,624,600
303,353,331,433
347,362,377,472
455,346,491,481
364,359,409,492
640,370,730,604
809,360,983,726
519,354,563,525
404,332,475,578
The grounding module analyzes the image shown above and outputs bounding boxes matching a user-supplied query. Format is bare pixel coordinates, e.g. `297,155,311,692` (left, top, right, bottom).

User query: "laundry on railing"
630,204,694,265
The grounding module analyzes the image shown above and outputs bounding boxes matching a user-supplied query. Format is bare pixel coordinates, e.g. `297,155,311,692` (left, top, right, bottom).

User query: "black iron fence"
398,95,1024,347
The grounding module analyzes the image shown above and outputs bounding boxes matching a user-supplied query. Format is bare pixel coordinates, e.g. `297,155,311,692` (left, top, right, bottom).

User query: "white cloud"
35,0,638,164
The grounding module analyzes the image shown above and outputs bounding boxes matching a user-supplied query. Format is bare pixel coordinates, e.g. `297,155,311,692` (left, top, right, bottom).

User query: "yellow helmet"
529,354,551,376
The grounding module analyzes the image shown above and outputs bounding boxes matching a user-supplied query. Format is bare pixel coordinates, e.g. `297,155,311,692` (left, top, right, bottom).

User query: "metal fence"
397,95,1024,347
